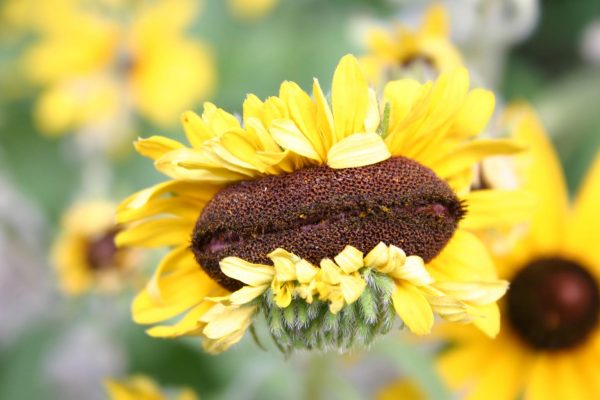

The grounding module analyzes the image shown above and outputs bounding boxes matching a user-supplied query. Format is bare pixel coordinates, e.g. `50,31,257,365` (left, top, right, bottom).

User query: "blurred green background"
0,0,599,399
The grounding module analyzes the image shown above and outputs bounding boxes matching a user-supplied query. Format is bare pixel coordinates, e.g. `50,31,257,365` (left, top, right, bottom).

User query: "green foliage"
261,270,400,355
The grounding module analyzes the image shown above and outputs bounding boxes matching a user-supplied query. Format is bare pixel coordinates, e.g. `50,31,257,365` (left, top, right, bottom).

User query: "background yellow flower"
23,0,215,137
437,105,600,400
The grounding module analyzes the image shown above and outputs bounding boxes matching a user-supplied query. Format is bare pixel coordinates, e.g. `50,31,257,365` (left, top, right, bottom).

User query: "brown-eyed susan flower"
437,104,600,400
105,375,197,400
360,4,463,87
52,201,138,296
117,54,532,354
23,0,215,138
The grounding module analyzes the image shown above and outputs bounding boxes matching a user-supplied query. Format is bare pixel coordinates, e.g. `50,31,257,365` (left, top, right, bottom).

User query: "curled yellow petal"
334,246,364,274
219,257,274,286
327,132,391,169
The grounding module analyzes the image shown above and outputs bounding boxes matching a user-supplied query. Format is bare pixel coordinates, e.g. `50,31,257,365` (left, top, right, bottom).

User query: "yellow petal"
116,218,192,248
377,379,425,400
134,136,185,161
181,110,213,147
146,302,212,338
269,248,298,282
427,229,497,281
146,245,193,300
313,78,334,149
295,259,319,284
437,337,495,390
229,284,269,305
391,282,434,335
452,88,495,139
332,54,369,140
219,257,274,286
319,259,342,285
470,302,501,338
389,255,433,286
201,304,256,339
202,326,248,354
273,281,293,308
466,336,531,400
201,102,241,136
421,4,449,37
505,104,569,255
434,280,508,306
334,245,364,274
339,274,367,303
132,268,218,325
270,119,323,161
364,88,381,133
279,81,325,159
383,79,423,139
364,242,391,269
117,180,210,218
327,132,391,169
155,148,250,182
460,189,536,230
567,150,600,259
432,139,525,180
378,245,407,274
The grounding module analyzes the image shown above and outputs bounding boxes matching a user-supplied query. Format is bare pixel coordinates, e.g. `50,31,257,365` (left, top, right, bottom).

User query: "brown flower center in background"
191,156,465,291
87,229,119,271
507,258,600,350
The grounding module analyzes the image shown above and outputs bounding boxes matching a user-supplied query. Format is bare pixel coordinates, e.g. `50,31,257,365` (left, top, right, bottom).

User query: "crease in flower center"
191,156,465,291
507,258,600,350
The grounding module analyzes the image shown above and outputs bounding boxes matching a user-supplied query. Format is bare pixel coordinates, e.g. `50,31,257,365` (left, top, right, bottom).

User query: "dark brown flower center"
401,55,435,69
192,156,465,291
507,258,600,350
86,229,119,271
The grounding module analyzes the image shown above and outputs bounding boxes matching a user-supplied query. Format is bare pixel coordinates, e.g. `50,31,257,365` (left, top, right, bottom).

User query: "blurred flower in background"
438,105,600,400
21,0,215,151
227,0,279,22
359,4,463,85
52,200,140,296
106,375,198,400
1,0,600,399
377,378,425,400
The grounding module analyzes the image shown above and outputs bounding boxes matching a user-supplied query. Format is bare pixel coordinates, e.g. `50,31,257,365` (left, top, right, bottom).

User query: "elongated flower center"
507,258,600,350
87,229,119,270
192,156,465,291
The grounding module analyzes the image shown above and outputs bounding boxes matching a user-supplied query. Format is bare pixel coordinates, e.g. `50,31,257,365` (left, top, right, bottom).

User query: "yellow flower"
360,4,463,86
105,375,197,400
23,0,215,136
118,54,531,354
52,201,138,296
377,379,425,400
437,104,600,400
227,0,279,21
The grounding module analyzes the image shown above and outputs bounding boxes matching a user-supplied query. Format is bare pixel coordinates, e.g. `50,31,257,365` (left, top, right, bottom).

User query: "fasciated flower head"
360,4,463,86
118,54,531,354
52,201,138,296
23,0,215,138
437,105,600,400
105,375,197,400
